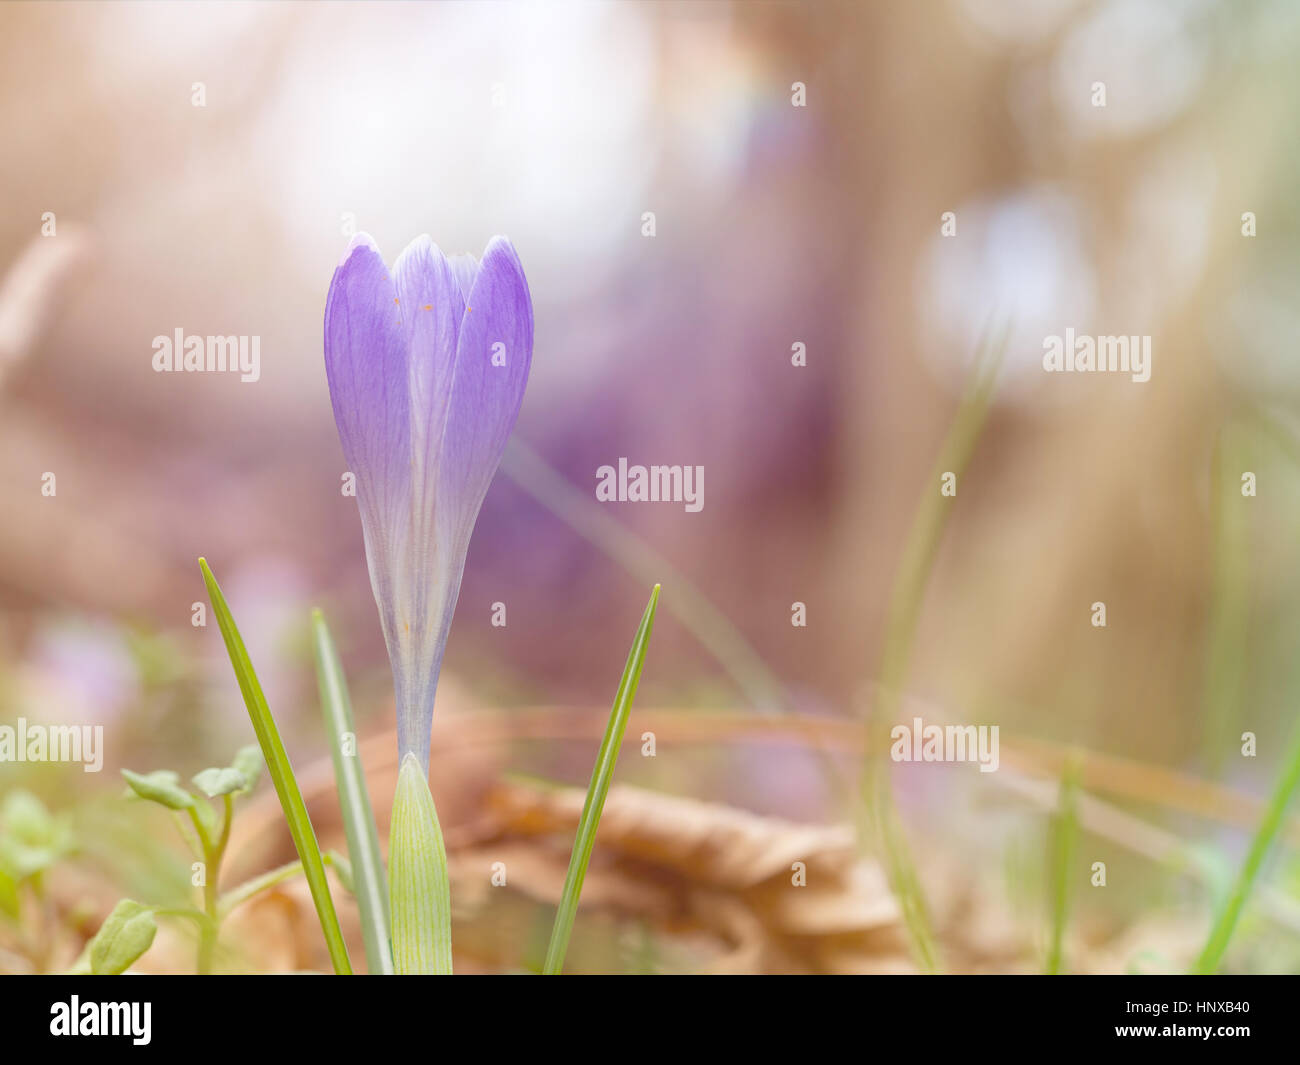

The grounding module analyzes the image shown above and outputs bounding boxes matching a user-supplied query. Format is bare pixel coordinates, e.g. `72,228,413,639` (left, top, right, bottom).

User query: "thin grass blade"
543,583,660,975
1192,713,1300,973
198,558,352,975
312,609,393,975
1046,755,1082,974
862,323,1009,974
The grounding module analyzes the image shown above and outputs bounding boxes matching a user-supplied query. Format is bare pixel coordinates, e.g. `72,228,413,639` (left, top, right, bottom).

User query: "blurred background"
2,0,1300,974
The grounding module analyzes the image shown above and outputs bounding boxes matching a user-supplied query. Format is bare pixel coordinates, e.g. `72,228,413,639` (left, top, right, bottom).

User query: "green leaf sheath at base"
198,558,352,975
312,609,393,975
389,754,452,975
544,583,660,975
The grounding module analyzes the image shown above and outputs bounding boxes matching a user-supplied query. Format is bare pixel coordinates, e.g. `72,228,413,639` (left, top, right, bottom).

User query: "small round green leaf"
88,899,157,975
0,791,75,880
230,744,263,794
191,767,248,798
2,791,54,841
121,769,194,811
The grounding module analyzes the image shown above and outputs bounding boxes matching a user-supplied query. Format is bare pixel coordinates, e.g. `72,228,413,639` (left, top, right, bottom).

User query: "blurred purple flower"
324,233,533,764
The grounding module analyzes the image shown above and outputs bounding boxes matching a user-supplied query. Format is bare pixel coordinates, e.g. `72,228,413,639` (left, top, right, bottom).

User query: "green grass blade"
543,584,661,975
1203,419,1251,776
312,609,393,975
1192,713,1300,973
198,558,352,975
1046,755,1082,974
862,322,1008,974
502,440,853,809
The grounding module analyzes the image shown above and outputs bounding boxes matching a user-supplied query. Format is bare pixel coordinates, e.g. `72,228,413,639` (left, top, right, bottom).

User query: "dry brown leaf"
488,781,862,890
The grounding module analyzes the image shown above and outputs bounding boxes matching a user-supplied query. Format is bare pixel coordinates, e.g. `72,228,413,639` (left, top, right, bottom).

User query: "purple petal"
395,236,530,763
323,235,411,558
325,232,533,767
388,236,471,759
448,253,480,307
435,236,534,562
392,236,462,524
324,236,414,717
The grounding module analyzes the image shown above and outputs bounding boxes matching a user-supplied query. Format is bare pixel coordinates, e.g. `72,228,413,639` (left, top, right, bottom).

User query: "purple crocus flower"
324,233,533,766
